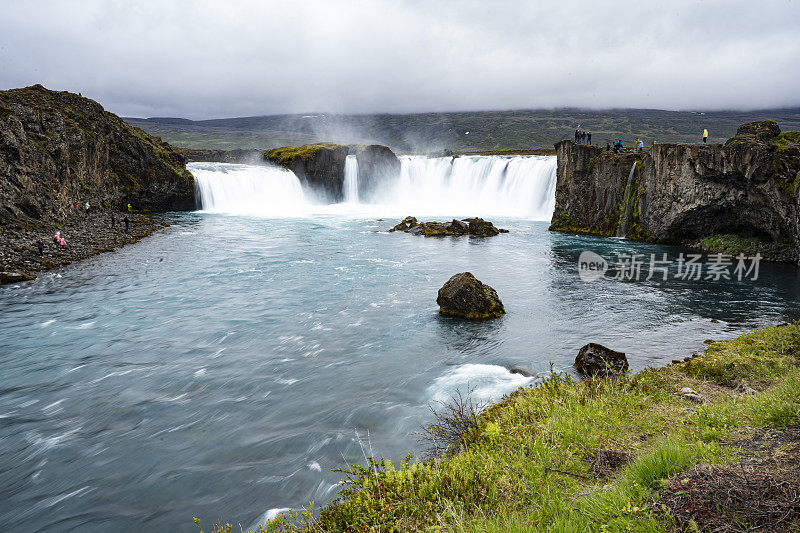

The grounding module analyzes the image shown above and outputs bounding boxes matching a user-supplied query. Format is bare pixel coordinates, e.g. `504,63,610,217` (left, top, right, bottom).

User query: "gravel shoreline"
0,211,168,285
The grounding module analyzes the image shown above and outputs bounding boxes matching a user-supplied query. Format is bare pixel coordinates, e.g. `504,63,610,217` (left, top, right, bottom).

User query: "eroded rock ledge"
549,121,800,262
264,143,400,202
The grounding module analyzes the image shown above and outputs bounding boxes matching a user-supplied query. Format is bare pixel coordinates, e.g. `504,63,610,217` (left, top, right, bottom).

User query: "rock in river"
574,343,628,376
437,272,505,319
390,216,508,237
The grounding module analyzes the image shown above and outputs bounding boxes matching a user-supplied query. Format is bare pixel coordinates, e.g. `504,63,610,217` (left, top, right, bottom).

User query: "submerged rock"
507,364,534,377
437,272,505,320
390,216,507,237
574,343,628,376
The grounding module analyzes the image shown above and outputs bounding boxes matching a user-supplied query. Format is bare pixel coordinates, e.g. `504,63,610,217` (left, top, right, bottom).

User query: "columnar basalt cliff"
0,85,196,224
550,121,800,262
264,143,400,202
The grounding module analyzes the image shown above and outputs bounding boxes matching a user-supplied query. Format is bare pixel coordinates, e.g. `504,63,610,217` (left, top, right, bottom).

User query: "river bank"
213,322,800,533
0,211,167,285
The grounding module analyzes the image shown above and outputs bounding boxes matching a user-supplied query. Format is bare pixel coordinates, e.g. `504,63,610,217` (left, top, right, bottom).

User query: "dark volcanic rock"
574,343,628,376
549,120,800,263
350,144,401,201
264,143,349,202
390,216,418,232
436,272,505,320
390,216,507,237
0,84,195,224
735,120,781,141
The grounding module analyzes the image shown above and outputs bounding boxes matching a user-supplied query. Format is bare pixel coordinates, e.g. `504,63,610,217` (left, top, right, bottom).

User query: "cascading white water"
191,155,558,219
383,155,558,219
191,162,313,216
343,155,359,203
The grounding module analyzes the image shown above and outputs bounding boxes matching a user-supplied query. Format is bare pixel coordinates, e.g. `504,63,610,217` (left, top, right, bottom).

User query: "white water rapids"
191,155,557,219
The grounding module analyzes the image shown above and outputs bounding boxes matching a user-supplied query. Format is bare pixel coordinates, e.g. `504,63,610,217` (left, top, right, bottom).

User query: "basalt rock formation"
549,121,800,262
264,143,400,202
390,216,508,237
437,272,505,320
350,144,401,201
264,143,349,202
0,85,196,224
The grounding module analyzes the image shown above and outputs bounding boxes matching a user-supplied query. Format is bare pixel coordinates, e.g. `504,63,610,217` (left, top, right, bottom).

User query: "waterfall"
191,155,557,219
344,155,359,203
616,162,638,237
191,162,311,216
375,155,558,219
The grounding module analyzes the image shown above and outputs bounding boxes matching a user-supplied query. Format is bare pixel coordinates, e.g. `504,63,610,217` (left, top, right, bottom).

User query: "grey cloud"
0,0,798,119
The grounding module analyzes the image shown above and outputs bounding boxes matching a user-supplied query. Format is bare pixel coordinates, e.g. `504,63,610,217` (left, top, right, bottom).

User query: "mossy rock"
437,272,505,320
264,143,347,167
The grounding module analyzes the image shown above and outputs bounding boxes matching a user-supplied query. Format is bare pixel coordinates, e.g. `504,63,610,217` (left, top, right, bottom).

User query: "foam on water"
428,363,534,404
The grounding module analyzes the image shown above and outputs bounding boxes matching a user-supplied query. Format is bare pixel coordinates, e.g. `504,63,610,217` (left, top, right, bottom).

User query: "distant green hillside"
125,108,800,152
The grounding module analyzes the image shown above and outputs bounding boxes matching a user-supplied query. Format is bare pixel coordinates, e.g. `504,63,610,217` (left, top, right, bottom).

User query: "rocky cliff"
264,143,349,201
550,121,800,262
264,142,400,202
350,144,401,201
0,85,195,224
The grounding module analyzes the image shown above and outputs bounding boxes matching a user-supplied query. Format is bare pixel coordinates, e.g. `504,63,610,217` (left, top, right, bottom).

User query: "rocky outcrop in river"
264,143,349,202
351,144,401,201
0,85,196,224
550,121,800,262
264,143,400,202
390,216,508,237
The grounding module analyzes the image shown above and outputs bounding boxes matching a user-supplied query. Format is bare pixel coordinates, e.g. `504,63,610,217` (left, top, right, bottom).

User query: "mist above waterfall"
191,155,557,219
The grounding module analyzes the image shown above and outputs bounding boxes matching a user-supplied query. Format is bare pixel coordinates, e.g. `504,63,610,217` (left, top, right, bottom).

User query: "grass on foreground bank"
198,324,800,533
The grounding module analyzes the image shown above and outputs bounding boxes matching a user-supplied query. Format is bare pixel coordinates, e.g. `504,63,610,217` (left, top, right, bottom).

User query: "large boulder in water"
437,272,505,319
264,143,349,202
574,343,628,376
350,144,401,201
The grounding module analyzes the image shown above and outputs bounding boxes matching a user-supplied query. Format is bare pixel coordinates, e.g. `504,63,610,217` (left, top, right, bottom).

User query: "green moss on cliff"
264,143,346,167
696,234,795,261
775,131,800,151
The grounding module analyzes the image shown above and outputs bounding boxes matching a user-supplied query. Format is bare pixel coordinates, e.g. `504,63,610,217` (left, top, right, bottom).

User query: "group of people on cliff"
574,130,592,145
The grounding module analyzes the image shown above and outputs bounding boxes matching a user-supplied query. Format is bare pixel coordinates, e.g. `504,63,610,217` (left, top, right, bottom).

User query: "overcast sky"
1,0,799,119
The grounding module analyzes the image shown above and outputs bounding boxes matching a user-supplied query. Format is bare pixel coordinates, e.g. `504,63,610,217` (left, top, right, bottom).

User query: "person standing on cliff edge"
703,129,708,143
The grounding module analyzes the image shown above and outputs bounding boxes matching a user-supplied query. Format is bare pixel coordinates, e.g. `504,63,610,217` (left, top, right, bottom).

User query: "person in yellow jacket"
703,129,708,143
